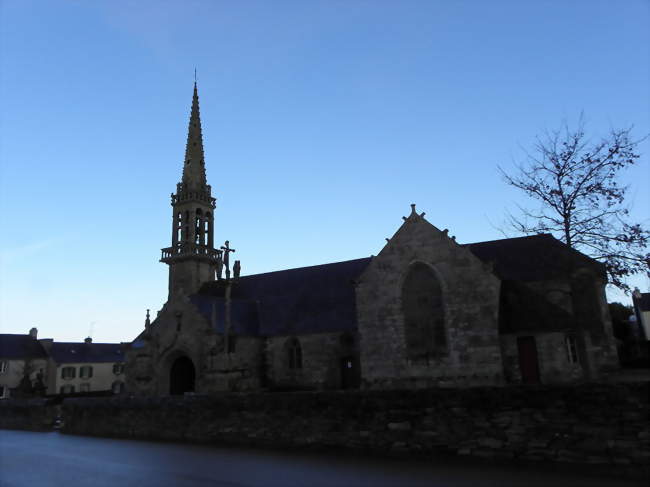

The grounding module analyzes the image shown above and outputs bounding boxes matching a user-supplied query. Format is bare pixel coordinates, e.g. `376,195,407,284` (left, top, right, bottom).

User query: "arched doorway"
169,356,195,395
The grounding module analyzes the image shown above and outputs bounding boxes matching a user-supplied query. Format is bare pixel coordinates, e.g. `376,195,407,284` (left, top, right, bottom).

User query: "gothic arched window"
402,262,446,360
287,338,302,370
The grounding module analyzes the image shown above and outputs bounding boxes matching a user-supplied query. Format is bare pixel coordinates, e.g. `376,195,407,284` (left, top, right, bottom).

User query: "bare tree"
499,116,649,292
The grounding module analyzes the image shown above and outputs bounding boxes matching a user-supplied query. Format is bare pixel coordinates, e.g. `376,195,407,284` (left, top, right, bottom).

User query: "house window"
113,363,124,375
565,335,579,364
0,386,9,399
287,338,302,370
0,361,8,374
112,381,125,394
79,383,90,393
402,262,446,360
61,367,76,379
60,385,75,394
79,366,93,379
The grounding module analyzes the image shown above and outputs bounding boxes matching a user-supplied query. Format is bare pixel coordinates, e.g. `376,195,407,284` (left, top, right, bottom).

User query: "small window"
60,385,75,394
80,366,93,379
61,367,76,379
112,381,124,394
0,361,8,374
287,338,302,370
0,386,9,399
113,363,124,375
79,383,90,393
565,335,579,364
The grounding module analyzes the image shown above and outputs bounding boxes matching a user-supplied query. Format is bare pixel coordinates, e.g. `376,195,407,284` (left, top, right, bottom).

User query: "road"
0,430,643,487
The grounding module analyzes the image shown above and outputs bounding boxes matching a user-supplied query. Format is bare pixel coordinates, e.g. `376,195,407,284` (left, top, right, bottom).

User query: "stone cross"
220,240,236,280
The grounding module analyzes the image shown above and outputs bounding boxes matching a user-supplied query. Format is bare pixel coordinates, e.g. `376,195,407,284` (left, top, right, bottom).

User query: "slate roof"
48,342,125,364
189,234,603,337
633,292,650,312
465,233,606,281
0,334,48,360
196,257,372,336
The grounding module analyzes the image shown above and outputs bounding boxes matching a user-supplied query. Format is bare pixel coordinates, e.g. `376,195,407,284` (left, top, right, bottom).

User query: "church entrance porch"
169,356,195,395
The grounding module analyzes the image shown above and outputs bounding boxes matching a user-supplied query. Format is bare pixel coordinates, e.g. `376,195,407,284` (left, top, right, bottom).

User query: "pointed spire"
181,82,207,188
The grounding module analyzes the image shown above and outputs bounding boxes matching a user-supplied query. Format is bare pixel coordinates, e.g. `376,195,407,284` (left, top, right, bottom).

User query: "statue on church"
216,249,224,280
233,260,241,280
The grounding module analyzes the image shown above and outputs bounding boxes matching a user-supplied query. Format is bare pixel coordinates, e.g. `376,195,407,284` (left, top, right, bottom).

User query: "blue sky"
1,0,648,342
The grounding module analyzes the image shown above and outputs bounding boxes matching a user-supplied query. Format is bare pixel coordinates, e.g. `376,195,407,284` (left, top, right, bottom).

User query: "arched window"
402,262,446,360
195,209,203,245
287,338,302,370
175,212,182,244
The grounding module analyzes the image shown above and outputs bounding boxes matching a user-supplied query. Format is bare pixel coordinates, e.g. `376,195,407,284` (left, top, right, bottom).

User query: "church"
125,84,619,395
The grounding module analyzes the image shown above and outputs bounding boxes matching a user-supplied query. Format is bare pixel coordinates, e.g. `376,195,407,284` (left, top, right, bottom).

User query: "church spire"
181,82,207,188
161,82,218,299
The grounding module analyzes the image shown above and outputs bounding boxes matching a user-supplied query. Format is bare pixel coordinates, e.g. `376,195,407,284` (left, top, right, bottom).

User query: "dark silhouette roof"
0,334,47,360
633,292,650,312
465,233,606,281
190,235,603,337
48,342,125,364
196,257,372,336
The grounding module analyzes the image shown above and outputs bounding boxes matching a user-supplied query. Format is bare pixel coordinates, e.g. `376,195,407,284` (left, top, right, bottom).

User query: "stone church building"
126,84,618,395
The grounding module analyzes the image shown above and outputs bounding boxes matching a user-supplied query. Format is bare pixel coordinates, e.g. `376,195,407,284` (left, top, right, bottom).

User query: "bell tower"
160,83,220,298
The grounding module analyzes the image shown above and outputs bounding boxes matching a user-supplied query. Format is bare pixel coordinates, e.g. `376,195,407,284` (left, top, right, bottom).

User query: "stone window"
112,381,125,394
565,334,579,364
287,338,302,370
60,385,75,394
61,367,75,379
0,361,7,374
402,262,446,360
79,366,93,379
113,363,124,375
79,383,90,393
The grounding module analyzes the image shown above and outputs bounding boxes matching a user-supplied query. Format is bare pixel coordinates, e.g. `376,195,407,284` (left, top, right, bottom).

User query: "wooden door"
340,356,360,389
517,336,541,384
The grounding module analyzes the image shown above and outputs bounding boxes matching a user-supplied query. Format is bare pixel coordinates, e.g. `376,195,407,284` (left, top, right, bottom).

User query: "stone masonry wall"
0,398,57,431
265,332,358,390
500,332,585,384
356,213,503,388
61,383,649,477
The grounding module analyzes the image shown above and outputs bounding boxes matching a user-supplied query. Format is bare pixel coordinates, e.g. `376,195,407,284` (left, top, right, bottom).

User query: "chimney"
84,337,92,344
29,327,38,339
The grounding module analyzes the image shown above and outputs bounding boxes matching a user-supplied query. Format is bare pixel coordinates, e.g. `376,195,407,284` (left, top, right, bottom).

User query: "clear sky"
1,0,649,343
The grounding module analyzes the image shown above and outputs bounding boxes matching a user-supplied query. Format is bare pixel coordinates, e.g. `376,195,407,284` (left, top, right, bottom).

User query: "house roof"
48,342,125,364
465,233,606,282
0,334,48,360
196,257,372,336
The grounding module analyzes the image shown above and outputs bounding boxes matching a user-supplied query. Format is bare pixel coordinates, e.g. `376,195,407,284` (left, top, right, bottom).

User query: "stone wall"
61,383,648,477
500,332,585,384
0,398,56,431
265,331,359,390
356,213,503,388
